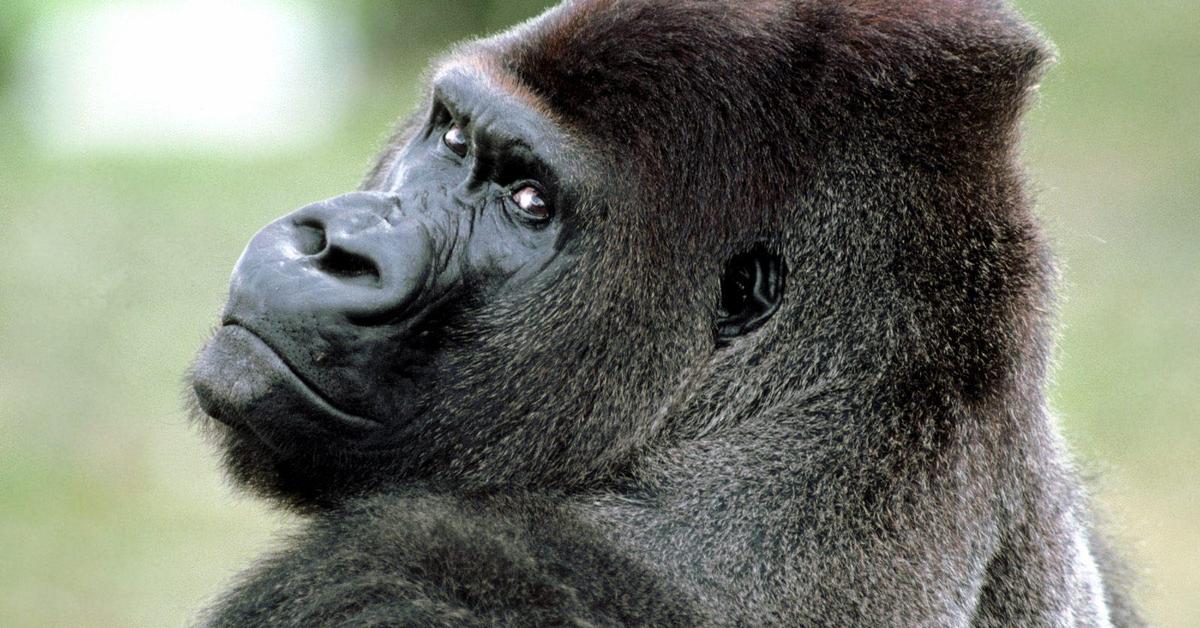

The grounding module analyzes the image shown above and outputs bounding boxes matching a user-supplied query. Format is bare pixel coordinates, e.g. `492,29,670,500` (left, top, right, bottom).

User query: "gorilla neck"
575,362,1058,623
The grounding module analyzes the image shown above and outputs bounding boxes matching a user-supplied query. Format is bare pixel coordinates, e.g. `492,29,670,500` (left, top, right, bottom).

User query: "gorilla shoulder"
202,493,698,626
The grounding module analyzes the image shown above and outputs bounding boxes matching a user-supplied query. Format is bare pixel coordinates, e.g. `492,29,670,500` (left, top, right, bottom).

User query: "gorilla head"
192,0,1052,507
192,2,827,506
194,0,1044,501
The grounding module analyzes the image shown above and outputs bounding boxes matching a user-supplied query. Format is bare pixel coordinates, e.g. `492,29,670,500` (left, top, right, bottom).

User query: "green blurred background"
0,1,1195,626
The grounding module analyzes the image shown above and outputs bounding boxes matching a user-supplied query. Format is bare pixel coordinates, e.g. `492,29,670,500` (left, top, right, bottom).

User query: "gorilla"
190,0,1142,625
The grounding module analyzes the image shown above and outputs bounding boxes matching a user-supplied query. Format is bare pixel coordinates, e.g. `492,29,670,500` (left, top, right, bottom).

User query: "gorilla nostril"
294,220,327,257
319,246,381,286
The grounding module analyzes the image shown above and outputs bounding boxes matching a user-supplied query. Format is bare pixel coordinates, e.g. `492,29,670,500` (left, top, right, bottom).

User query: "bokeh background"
0,1,1195,625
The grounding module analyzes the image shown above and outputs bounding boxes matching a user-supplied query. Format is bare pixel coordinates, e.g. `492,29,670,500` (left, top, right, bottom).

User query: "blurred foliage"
0,1,37,80
0,1,1196,626
356,0,556,59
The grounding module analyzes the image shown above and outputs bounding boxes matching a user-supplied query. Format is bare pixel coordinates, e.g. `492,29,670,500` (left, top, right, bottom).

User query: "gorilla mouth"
193,324,380,435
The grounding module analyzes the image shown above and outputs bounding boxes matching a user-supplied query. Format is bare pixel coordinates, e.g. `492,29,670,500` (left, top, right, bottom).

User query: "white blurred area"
15,0,364,155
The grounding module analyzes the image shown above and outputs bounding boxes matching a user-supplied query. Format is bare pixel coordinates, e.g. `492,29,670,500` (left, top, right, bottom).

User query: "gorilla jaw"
193,325,378,454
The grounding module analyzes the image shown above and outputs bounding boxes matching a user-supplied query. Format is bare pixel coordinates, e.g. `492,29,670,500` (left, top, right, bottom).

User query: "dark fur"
198,0,1141,624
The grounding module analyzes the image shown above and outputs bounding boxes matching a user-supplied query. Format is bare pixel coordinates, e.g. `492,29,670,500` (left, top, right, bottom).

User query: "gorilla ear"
716,246,786,344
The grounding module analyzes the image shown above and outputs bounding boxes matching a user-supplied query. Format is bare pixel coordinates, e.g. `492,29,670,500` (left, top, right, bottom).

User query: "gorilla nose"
228,192,435,325
294,195,396,287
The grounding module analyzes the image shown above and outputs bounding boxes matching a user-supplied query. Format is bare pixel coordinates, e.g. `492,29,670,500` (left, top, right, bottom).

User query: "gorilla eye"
512,185,550,221
443,124,469,157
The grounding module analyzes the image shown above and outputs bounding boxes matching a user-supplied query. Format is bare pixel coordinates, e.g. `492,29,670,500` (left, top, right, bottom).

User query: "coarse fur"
195,0,1142,625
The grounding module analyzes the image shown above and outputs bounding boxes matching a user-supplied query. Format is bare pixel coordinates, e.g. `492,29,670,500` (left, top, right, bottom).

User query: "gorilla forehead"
491,0,820,152
483,0,1049,139
441,0,1053,250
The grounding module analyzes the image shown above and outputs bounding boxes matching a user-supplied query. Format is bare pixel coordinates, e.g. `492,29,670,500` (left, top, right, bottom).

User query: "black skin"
191,0,1143,625
195,67,581,455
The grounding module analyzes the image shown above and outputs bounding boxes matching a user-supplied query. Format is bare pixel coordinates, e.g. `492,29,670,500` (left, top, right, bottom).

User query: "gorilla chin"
193,324,379,451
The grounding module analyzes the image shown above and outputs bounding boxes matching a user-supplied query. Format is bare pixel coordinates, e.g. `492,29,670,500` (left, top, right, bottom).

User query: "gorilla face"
193,67,579,455
192,57,785,503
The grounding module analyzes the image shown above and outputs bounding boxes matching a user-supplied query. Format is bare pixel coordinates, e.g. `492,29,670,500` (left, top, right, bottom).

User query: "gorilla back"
191,0,1141,625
